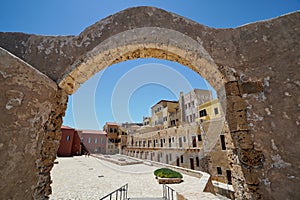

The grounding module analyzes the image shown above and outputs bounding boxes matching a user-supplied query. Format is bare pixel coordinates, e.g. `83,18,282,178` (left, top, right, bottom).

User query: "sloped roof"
151,99,178,108
79,130,107,135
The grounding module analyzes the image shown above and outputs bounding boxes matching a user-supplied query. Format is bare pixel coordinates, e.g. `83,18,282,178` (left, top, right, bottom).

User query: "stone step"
127,198,165,200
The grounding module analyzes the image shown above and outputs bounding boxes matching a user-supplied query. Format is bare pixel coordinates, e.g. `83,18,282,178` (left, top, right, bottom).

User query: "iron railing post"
99,183,128,200
162,184,176,200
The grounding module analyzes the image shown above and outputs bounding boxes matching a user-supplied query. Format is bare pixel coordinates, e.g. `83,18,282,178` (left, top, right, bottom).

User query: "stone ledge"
157,177,182,184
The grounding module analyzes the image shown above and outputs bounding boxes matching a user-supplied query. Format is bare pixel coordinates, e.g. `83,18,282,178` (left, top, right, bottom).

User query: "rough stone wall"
0,47,66,199
0,6,299,200
207,14,300,199
34,88,68,199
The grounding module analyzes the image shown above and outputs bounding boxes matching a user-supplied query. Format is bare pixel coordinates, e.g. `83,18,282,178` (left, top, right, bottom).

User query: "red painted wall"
71,131,81,156
57,127,74,156
57,126,81,157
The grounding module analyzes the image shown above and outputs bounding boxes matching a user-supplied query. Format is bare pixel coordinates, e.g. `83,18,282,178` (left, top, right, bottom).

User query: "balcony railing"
125,146,202,151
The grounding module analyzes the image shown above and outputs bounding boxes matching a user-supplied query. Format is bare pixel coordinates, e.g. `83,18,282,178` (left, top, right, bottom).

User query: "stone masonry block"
232,131,254,150
239,81,263,94
238,149,264,168
241,167,260,186
225,81,240,96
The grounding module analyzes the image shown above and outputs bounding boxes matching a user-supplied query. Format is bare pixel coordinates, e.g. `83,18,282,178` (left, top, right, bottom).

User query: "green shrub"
154,168,183,178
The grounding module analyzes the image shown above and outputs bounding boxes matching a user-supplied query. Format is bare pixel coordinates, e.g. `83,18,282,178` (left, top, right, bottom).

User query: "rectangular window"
199,109,207,117
176,157,180,166
94,138,98,144
198,134,202,141
179,137,183,147
226,170,232,185
88,137,91,144
196,157,200,167
186,116,189,122
220,135,226,150
192,136,197,147
180,155,184,163
66,135,70,141
214,107,219,115
183,136,186,142
217,167,222,175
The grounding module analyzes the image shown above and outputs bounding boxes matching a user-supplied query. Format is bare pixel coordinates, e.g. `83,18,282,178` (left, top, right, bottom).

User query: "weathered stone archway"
0,6,299,200
58,27,226,95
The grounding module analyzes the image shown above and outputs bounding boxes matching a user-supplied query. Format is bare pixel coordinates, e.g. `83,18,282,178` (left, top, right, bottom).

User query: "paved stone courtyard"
50,155,227,200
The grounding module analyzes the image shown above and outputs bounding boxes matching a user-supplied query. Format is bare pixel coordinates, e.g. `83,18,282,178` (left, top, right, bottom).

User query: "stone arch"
0,6,299,200
58,27,228,95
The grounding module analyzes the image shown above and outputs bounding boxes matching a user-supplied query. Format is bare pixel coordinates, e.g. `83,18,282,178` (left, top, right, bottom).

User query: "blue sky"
1,1,299,129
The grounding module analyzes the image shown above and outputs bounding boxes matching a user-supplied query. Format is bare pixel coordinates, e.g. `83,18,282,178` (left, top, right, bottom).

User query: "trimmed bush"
154,168,183,178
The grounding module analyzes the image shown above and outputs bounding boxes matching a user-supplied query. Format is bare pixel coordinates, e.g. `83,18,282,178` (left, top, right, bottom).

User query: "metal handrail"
100,183,128,200
163,184,176,200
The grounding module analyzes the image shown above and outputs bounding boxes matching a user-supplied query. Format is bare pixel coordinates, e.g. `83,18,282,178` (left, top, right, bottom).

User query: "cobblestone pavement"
49,156,225,200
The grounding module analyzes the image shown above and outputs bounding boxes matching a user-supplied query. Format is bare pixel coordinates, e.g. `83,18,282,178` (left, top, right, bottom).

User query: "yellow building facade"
197,99,223,122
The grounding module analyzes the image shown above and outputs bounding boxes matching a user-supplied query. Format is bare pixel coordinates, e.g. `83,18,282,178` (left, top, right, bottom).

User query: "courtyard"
49,155,226,199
